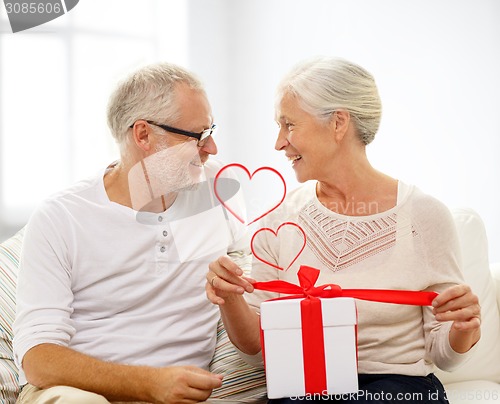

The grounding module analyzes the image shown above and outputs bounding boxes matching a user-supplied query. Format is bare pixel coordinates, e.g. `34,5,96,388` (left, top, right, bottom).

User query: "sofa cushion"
209,319,267,403
436,208,500,385
0,228,24,403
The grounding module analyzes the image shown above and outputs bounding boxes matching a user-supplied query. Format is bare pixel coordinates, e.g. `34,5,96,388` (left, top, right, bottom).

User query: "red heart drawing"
214,163,286,225
251,222,306,271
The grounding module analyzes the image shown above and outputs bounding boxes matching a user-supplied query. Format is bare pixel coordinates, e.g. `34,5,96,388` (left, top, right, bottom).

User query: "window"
0,0,188,239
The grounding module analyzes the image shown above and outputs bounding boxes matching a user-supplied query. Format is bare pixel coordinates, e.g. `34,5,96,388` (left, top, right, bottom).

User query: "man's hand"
150,366,222,404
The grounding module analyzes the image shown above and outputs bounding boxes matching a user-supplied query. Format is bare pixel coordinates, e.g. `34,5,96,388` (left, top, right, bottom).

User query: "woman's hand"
206,256,262,354
206,255,255,306
432,284,481,353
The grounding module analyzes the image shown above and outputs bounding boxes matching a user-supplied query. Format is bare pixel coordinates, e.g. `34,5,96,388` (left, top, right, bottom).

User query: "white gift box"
260,297,358,399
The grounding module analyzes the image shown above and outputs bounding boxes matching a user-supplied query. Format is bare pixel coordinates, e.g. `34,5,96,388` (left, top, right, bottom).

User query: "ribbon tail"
343,289,437,306
253,280,304,295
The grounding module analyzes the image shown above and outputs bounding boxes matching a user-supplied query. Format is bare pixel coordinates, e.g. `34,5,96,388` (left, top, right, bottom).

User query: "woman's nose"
275,129,289,151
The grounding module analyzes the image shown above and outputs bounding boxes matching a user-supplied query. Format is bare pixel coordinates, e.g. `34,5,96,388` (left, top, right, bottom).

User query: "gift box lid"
260,297,356,330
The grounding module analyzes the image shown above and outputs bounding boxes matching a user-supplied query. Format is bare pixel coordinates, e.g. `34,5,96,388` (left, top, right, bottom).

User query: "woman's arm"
206,255,261,354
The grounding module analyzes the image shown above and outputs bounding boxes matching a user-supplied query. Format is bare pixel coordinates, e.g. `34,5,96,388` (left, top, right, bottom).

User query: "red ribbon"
253,265,438,305
255,265,438,395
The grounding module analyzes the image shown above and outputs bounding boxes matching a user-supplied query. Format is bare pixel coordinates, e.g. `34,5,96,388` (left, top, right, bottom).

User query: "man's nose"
200,136,217,155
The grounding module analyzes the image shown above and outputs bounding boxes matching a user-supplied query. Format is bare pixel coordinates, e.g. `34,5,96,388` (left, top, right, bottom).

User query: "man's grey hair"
276,57,382,145
107,62,205,146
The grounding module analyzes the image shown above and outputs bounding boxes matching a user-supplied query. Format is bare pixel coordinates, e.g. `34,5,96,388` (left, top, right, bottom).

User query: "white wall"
186,0,500,262
1,0,498,262
0,0,188,235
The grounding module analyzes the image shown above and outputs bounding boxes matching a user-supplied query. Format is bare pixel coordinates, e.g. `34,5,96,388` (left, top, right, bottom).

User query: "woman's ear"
131,120,152,152
331,110,350,143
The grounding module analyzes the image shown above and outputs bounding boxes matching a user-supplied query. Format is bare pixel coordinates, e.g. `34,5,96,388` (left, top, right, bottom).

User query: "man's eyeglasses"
130,120,217,147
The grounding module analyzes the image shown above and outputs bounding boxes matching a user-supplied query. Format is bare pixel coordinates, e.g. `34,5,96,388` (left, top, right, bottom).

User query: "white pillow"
436,208,500,384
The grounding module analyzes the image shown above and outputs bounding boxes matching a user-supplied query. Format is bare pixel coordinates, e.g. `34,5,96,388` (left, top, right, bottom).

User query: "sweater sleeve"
415,195,474,371
244,185,316,311
244,214,284,312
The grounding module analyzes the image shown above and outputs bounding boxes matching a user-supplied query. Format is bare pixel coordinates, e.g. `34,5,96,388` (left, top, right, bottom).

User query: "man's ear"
330,110,350,143
131,120,152,152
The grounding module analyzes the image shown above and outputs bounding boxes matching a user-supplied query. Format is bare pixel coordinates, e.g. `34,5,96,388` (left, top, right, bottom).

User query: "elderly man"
13,63,248,403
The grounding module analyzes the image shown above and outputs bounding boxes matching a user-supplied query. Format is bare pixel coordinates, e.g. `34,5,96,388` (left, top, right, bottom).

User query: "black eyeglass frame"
130,120,216,145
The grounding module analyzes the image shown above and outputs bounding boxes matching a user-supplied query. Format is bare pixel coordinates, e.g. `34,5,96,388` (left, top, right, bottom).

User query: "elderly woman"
207,57,480,403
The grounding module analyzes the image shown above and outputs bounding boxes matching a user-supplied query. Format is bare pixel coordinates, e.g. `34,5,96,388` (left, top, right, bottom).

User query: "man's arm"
23,343,222,403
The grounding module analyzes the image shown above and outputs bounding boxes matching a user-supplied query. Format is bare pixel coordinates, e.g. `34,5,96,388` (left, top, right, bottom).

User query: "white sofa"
433,208,500,403
0,207,499,403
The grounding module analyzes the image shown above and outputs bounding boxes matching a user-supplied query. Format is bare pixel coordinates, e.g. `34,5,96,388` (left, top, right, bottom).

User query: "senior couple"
13,58,480,404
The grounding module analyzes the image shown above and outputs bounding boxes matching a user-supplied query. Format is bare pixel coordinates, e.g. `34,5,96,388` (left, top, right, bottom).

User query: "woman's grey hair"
107,62,205,146
276,57,382,145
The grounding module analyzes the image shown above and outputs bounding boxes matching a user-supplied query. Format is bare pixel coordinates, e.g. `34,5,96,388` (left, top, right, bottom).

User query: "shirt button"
163,231,168,237
158,216,163,222
160,246,166,253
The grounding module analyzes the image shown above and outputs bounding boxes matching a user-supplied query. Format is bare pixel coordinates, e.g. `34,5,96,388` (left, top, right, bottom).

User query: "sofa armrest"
491,263,500,309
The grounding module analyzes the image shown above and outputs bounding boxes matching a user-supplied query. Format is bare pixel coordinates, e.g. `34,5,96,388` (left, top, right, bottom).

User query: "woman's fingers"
206,256,255,304
432,284,481,329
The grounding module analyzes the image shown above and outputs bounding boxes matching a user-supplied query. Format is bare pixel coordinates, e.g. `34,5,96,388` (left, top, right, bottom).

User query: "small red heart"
251,222,306,271
214,163,286,225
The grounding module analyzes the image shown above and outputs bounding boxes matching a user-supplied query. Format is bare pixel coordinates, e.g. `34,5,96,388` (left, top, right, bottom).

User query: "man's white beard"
128,141,206,211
